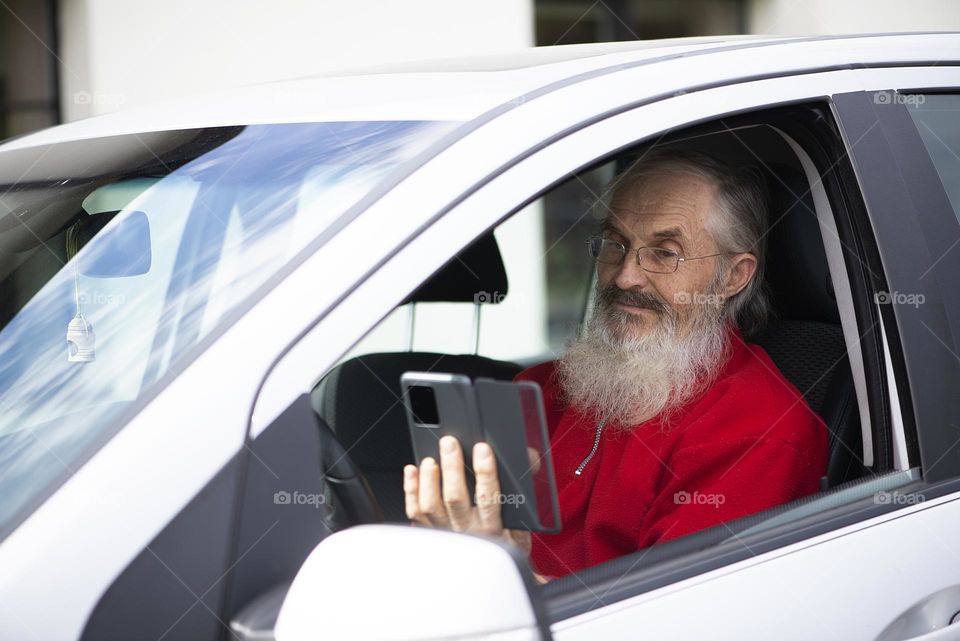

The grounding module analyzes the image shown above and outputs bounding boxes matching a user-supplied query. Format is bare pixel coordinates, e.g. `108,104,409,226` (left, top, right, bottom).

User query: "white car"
0,33,959,641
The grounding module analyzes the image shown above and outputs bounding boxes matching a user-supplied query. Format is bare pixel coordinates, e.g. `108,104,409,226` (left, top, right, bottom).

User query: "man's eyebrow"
601,220,626,235
651,226,685,240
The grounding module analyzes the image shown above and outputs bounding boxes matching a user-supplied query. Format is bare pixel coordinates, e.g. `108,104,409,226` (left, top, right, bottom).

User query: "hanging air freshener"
65,221,95,362
66,312,95,362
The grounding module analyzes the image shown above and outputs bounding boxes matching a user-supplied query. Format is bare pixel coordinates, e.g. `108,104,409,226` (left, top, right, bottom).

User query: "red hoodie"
519,326,827,577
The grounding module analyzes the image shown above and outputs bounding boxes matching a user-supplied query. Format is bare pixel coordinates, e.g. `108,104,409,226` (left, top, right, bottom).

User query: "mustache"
597,283,669,316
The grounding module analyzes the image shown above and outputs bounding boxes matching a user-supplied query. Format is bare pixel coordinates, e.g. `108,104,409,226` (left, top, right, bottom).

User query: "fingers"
439,436,473,531
526,446,543,475
404,439,505,535
417,457,449,528
473,442,503,533
403,464,430,526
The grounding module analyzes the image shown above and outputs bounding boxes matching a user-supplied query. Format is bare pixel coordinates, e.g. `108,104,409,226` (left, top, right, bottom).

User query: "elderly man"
403,148,827,580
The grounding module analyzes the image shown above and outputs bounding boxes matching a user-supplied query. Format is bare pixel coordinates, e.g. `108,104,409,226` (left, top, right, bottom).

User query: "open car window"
311,103,904,568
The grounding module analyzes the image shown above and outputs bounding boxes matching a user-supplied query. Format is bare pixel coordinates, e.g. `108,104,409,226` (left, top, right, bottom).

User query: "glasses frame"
586,236,734,274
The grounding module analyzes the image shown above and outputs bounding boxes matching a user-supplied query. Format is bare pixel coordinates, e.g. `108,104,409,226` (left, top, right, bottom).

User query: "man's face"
595,170,725,342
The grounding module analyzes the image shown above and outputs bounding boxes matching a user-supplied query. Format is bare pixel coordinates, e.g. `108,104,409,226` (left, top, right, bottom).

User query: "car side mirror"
274,524,553,641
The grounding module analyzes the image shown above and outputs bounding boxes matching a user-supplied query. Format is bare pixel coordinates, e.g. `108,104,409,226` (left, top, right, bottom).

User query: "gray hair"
601,147,772,336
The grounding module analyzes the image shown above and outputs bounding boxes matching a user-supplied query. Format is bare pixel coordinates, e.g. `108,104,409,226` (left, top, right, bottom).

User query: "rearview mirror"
275,525,553,641
77,210,151,277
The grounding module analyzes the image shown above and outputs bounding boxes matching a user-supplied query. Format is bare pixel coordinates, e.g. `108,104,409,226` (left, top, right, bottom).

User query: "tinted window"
906,94,960,219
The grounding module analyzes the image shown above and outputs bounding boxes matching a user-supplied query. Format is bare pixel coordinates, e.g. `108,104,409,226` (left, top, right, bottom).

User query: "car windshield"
0,120,457,535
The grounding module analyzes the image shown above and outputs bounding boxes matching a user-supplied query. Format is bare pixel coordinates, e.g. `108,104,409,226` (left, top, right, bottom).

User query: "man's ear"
722,252,758,299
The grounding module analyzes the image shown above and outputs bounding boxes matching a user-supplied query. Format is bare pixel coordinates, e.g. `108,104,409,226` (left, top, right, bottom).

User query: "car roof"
3,32,958,150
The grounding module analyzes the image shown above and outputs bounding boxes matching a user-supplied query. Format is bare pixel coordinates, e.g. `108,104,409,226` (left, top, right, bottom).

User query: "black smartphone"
402,372,481,499
401,372,560,533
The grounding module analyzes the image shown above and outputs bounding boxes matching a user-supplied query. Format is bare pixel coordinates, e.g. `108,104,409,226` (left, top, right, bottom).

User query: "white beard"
556,278,732,431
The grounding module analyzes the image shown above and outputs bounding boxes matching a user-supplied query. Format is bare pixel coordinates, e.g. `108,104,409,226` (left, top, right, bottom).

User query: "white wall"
57,0,549,363
58,0,535,120
749,0,960,35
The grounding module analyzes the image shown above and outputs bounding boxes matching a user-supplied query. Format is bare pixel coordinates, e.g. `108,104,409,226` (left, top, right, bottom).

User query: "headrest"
629,131,840,325
405,232,508,304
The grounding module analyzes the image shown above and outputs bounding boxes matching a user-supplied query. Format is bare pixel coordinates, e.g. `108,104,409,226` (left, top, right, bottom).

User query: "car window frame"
539,100,909,618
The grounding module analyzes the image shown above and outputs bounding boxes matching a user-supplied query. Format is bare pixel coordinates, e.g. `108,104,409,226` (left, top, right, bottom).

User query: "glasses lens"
589,238,624,264
640,247,679,273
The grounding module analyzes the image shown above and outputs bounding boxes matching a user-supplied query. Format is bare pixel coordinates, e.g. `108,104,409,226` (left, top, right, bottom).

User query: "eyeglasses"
586,236,730,274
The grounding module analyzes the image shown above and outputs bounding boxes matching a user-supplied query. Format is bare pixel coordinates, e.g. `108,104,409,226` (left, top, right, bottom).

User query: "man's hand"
403,435,532,558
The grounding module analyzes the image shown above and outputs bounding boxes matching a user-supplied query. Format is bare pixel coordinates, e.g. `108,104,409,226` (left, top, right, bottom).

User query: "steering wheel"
313,411,384,531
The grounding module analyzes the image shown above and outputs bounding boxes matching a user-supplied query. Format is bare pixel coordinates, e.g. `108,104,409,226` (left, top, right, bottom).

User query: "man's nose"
614,252,651,291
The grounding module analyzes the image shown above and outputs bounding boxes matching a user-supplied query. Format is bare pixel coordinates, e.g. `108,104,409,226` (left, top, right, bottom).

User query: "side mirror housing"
275,525,552,641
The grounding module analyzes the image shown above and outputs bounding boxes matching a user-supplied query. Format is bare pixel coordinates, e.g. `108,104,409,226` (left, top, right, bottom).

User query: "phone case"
401,372,560,533
475,378,561,533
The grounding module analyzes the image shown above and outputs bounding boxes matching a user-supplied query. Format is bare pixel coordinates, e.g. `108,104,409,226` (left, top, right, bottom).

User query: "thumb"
505,529,532,558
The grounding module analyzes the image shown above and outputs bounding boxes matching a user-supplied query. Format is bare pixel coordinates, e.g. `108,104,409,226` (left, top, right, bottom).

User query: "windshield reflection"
0,119,456,536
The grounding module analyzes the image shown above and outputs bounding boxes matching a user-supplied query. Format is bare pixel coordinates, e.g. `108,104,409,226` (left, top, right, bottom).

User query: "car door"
248,41,960,640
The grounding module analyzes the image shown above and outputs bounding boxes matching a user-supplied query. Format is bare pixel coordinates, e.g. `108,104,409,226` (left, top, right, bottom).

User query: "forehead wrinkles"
611,185,699,216
607,211,692,239
607,172,716,243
